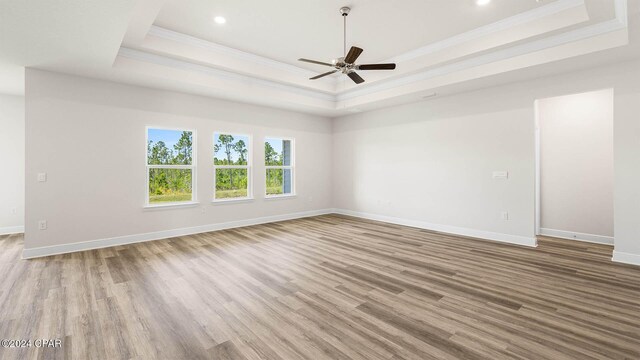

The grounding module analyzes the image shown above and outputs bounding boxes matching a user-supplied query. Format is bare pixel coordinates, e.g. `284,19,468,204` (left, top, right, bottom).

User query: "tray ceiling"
154,0,553,70
0,0,635,116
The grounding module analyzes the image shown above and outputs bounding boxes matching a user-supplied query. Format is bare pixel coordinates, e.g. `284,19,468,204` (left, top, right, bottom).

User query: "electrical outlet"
501,212,509,221
492,171,509,179
37,173,47,182
10,208,17,215
38,220,47,230
200,207,206,214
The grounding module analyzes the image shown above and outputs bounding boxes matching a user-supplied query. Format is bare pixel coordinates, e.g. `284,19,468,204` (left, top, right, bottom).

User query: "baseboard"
20,207,636,265
0,226,24,236
22,209,332,259
612,251,640,266
333,208,537,248
21,207,541,258
539,228,613,245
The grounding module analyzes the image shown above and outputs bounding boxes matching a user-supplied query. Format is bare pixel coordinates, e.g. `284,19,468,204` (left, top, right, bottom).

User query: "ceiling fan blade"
298,58,334,67
310,70,338,80
347,71,365,84
344,46,363,64
358,63,396,70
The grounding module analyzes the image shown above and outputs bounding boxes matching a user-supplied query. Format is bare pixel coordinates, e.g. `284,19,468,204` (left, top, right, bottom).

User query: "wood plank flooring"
0,214,639,360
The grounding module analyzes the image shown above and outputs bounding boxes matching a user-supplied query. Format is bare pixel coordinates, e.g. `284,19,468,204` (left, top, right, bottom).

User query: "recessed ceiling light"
476,0,491,5
214,16,226,25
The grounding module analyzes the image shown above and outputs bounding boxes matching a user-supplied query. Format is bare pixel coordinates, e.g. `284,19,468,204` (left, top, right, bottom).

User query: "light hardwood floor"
0,214,639,360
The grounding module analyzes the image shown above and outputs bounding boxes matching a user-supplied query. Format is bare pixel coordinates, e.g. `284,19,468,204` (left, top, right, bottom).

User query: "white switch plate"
37,173,47,182
10,208,17,215
501,212,509,221
38,220,47,230
492,171,509,179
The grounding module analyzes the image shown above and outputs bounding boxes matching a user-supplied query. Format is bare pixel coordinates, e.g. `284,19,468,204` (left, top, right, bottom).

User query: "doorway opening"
534,89,614,245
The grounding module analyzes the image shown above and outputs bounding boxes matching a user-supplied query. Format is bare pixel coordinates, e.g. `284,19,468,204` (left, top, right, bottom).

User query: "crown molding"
336,2,628,102
147,25,335,82
337,20,626,101
145,0,593,89
118,0,628,112
118,47,336,103
388,0,586,63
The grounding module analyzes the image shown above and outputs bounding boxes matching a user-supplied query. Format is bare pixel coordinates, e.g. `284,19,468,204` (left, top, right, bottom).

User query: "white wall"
23,60,640,265
24,69,332,253
333,59,640,264
333,88,537,246
0,94,24,235
538,89,614,243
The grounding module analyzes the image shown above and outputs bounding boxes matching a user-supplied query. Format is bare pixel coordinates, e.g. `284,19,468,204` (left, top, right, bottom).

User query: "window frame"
213,132,254,203
145,126,198,208
264,136,295,199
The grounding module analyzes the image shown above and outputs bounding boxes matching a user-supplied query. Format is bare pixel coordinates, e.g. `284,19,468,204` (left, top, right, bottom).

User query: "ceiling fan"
298,6,396,84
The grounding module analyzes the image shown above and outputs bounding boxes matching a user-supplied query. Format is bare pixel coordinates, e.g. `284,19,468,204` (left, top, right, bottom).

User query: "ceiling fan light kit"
298,6,396,84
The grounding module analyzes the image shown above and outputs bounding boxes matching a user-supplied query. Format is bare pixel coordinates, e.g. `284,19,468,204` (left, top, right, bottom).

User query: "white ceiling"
154,0,552,70
0,0,637,116
0,0,138,95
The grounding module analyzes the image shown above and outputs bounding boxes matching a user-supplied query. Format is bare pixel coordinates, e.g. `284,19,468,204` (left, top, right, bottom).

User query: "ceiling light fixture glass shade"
214,16,226,24
476,0,491,5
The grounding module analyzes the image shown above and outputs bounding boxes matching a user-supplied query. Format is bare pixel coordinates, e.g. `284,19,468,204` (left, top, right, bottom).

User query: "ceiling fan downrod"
341,6,350,57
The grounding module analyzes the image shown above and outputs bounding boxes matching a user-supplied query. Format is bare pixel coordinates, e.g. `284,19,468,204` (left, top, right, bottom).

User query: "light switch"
37,173,47,182
492,171,508,179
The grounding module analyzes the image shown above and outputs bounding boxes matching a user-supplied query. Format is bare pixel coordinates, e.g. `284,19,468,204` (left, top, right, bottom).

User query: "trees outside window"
146,128,196,205
214,133,251,201
265,138,294,196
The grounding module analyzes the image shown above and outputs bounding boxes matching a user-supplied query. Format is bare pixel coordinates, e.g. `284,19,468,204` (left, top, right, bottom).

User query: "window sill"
143,201,200,210
264,194,297,201
212,197,255,205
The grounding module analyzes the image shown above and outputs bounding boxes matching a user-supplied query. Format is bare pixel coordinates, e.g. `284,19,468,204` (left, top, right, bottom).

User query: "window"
265,137,294,197
146,128,196,206
214,133,251,201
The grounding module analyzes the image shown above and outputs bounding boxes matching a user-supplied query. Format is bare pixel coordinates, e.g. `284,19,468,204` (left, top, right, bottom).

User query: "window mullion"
147,164,194,169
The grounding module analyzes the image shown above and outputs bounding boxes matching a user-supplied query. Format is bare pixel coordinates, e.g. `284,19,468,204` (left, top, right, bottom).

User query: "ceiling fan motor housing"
340,6,350,16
